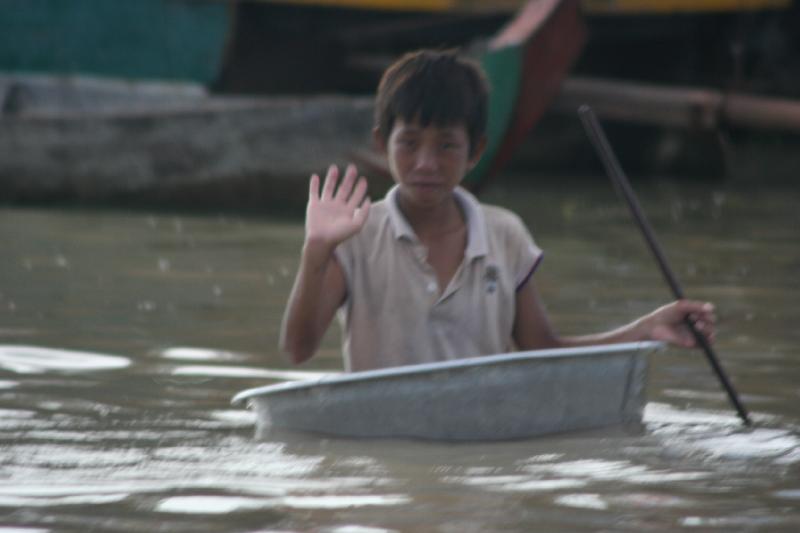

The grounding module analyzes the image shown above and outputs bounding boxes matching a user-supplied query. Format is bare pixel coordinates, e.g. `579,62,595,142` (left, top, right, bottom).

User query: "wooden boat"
464,0,585,188
0,0,584,206
0,74,376,206
3,0,783,88
258,0,790,14
232,341,663,441
0,0,231,85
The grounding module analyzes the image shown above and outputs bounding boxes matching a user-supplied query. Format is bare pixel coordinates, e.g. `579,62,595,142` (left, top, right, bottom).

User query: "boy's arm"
280,242,347,364
280,164,370,364
512,279,716,350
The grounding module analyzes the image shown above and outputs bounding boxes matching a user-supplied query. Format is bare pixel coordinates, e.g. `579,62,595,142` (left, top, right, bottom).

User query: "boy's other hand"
638,300,716,348
305,164,371,252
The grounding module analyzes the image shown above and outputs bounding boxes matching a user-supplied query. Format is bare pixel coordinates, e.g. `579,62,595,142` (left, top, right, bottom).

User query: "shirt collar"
385,185,488,260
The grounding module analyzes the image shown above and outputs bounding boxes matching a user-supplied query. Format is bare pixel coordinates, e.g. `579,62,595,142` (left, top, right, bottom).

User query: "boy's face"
377,118,485,209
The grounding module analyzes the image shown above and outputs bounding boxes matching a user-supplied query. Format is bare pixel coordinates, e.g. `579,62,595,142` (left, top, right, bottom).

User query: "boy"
281,49,715,372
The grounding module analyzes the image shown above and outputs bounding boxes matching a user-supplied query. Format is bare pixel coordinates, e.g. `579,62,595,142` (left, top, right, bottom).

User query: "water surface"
1,177,798,531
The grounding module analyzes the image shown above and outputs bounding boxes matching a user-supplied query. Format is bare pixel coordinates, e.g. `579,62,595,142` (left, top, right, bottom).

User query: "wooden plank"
555,76,800,133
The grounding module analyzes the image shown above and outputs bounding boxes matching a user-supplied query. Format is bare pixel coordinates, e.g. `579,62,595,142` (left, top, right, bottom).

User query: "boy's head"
374,49,489,158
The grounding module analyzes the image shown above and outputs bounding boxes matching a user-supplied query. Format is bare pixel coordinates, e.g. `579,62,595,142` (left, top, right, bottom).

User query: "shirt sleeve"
508,214,543,290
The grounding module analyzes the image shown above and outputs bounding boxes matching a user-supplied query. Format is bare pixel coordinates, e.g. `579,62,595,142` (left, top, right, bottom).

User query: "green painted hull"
464,0,585,188
465,45,522,186
0,0,231,84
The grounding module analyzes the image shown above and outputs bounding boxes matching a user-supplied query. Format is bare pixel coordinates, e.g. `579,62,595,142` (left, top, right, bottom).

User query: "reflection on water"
0,178,798,531
169,364,334,381
0,345,130,373
155,493,414,514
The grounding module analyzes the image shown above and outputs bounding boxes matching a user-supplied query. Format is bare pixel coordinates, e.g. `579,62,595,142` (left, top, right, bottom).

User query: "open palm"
306,164,371,248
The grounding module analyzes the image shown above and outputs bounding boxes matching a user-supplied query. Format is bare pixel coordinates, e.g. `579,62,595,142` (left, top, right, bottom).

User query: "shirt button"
426,281,437,293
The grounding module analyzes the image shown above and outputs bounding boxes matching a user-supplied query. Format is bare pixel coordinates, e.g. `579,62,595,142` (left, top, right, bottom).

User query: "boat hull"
0,0,231,84
465,0,586,188
0,75,377,206
233,342,662,441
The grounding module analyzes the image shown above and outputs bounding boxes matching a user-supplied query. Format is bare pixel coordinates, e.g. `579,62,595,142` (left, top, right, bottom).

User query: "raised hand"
640,300,716,348
305,164,371,251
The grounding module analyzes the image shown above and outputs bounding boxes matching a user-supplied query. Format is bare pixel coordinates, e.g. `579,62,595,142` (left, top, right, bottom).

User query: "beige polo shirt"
334,186,542,372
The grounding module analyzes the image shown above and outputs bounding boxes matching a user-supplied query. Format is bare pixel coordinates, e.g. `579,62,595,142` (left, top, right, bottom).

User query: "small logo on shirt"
484,265,499,294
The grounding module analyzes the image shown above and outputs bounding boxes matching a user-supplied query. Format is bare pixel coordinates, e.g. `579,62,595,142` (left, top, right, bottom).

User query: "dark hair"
374,49,489,157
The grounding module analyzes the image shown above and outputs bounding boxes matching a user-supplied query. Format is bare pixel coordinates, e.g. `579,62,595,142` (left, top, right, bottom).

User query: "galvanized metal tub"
232,341,664,441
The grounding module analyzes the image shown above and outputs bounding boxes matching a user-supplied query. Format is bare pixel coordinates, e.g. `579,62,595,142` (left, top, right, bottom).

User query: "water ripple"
0,346,129,374
169,364,334,381
645,402,800,464
155,493,411,514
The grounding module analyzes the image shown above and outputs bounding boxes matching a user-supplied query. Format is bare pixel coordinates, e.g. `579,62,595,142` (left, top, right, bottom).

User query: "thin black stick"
578,105,752,426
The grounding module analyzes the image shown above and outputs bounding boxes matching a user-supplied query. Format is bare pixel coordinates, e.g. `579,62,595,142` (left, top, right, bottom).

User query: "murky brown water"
1,176,798,532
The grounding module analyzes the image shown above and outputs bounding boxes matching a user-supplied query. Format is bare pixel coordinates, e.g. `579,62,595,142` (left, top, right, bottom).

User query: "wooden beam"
555,76,800,133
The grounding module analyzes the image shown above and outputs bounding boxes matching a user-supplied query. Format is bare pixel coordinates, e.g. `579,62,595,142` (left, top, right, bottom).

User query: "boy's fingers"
353,197,371,226
347,177,369,208
309,174,320,199
693,320,709,334
686,316,716,346
336,164,358,202
678,299,712,312
686,306,715,327
321,165,339,200
676,300,716,323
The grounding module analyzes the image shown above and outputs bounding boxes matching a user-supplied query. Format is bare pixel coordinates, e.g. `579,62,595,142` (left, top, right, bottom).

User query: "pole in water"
577,104,752,426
